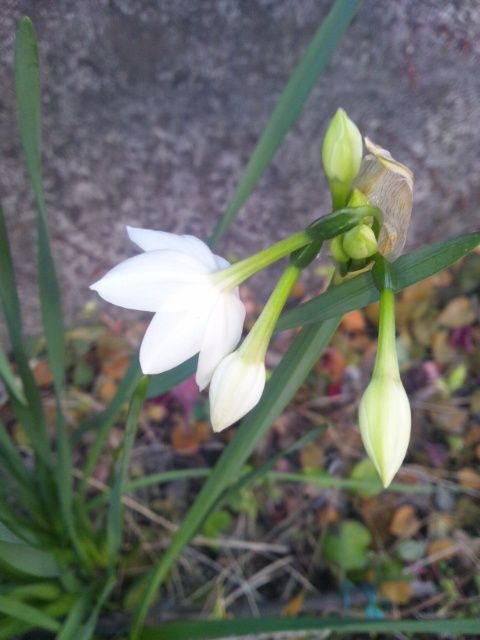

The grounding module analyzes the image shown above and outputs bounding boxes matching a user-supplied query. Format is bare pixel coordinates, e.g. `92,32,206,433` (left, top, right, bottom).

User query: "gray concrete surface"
1,1,480,335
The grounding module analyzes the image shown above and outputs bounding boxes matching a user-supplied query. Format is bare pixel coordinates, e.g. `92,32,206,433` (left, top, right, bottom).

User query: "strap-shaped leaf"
139,616,480,639
277,231,480,331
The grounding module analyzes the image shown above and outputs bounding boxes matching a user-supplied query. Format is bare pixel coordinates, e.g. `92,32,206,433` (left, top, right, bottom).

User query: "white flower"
90,226,245,389
209,351,266,432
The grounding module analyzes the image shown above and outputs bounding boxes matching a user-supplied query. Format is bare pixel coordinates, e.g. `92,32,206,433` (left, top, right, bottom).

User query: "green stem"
373,288,399,377
240,265,300,362
212,231,308,290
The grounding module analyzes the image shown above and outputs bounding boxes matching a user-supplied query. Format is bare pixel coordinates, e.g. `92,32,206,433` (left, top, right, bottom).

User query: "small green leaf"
201,511,232,540
0,595,60,633
323,520,371,572
349,458,382,497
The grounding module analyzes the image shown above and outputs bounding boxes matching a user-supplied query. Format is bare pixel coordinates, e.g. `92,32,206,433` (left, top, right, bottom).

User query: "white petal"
196,293,246,390
90,250,210,312
213,254,230,270
209,352,266,432
139,308,208,375
127,226,218,270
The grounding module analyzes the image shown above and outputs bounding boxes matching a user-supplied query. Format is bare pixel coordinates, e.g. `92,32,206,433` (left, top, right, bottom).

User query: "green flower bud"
353,138,414,261
359,288,411,487
322,108,363,209
329,235,349,263
342,224,378,260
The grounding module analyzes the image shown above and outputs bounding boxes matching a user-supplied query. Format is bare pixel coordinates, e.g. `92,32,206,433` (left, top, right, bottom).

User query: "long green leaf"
278,231,480,331
0,595,60,633
0,343,25,405
209,0,361,244
140,616,480,639
107,376,149,562
0,540,62,578
15,16,83,557
0,205,50,463
130,317,340,638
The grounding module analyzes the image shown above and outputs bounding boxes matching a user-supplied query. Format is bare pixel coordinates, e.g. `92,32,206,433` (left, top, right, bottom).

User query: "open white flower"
90,226,245,389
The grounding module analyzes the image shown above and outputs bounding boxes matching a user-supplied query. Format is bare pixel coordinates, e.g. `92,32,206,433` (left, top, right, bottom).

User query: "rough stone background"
1,0,480,335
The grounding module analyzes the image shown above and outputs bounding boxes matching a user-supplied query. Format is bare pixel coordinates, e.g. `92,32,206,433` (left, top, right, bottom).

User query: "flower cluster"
91,107,414,486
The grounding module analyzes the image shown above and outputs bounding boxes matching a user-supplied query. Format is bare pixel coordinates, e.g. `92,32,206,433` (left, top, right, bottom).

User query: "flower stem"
240,264,300,362
373,287,399,377
212,231,309,290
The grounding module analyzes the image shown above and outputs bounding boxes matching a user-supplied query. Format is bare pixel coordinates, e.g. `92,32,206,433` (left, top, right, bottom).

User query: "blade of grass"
75,575,115,640
0,205,50,463
130,316,340,638
209,0,361,244
0,594,60,633
80,356,195,491
268,471,433,494
277,231,480,331
139,616,480,639
107,376,149,563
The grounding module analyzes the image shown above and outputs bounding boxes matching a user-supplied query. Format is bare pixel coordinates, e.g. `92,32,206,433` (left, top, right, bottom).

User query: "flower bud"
359,374,411,488
342,224,378,260
358,288,411,487
329,235,349,263
322,108,363,208
209,352,265,432
353,138,414,261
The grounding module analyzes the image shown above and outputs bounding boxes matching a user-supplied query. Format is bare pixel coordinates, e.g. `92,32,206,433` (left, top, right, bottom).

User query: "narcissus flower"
209,265,300,431
90,226,245,389
358,288,411,487
354,138,414,261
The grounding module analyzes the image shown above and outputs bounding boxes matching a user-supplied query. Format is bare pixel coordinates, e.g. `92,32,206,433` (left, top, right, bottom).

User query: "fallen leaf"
427,538,457,561
32,360,53,387
457,467,480,490
341,310,366,333
300,441,325,471
281,591,304,617
101,353,130,381
437,296,475,328
389,505,420,538
379,580,412,604
98,379,117,404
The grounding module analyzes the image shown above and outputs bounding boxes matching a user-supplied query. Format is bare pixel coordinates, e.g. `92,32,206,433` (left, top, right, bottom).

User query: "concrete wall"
1,1,479,332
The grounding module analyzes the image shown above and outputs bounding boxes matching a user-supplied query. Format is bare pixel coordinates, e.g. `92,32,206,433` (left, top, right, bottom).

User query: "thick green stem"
241,265,300,362
211,231,308,290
